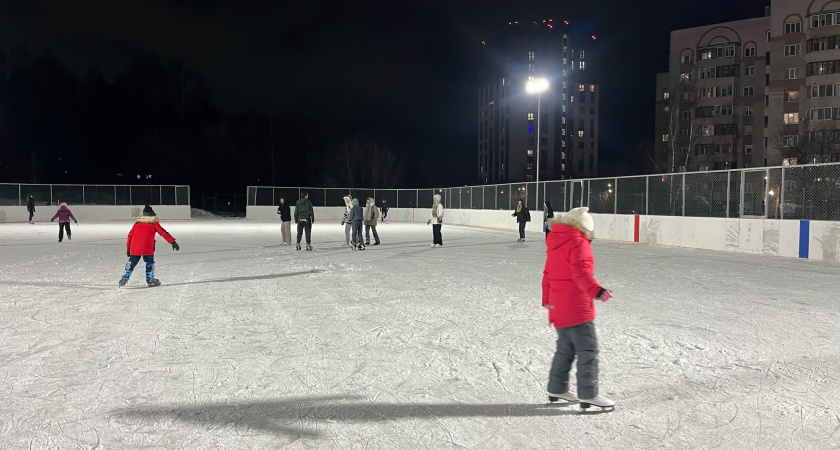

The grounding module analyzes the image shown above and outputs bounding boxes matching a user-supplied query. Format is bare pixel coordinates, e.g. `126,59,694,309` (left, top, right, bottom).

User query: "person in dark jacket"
294,192,315,251
542,207,615,409
276,197,292,245
380,199,389,223
27,194,36,224
511,199,531,242
543,201,555,241
51,202,77,242
349,198,365,250
364,197,380,245
119,205,179,287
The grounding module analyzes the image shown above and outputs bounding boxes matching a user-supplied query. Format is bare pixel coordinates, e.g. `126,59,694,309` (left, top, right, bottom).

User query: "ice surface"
0,220,838,449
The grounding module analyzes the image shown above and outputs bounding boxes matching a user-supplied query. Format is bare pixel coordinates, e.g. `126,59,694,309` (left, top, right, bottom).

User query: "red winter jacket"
541,221,604,328
126,216,176,256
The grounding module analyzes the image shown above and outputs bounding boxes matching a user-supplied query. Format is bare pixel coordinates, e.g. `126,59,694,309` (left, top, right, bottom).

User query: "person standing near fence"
276,197,292,245
427,194,444,247
350,198,364,250
340,195,352,246
294,192,314,251
543,201,555,241
364,197,380,246
511,199,531,242
51,202,77,242
27,194,36,224
380,199,389,223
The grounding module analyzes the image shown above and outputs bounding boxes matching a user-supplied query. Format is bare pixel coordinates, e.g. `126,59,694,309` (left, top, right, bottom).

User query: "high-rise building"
655,0,840,173
478,20,600,185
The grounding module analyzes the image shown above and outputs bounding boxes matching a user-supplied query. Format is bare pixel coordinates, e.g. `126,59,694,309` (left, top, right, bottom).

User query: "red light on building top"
591,35,597,40
564,20,570,25
481,40,486,45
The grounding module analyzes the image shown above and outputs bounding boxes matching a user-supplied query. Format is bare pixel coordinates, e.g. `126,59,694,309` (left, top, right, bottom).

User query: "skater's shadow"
154,269,322,287
111,395,597,439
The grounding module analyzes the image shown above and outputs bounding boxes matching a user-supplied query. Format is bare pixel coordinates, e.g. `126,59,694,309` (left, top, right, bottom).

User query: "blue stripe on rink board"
799,220,810,259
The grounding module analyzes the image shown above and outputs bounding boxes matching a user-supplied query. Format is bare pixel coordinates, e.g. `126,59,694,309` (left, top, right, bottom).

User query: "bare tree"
773,118,840,165
324,137,404,188
663,78,703,172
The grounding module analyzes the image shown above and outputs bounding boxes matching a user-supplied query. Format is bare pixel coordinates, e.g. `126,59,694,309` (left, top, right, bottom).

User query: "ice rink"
1,219,838,449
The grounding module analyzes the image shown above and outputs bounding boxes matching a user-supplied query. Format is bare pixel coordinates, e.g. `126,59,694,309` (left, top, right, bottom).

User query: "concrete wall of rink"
247,206,840,262
0,205,192,223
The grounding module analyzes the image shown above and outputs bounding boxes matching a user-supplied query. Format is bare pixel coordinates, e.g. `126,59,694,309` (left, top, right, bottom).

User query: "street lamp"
526,77,549,211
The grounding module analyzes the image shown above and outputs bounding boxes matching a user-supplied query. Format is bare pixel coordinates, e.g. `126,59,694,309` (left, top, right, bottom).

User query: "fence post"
50,185,54,206
613,178,618,214
764,168,770,219
18,184,21,207
739,171,745,217
726,171,731,218
681,174,686,217
645,176,649,215
780,167,786,220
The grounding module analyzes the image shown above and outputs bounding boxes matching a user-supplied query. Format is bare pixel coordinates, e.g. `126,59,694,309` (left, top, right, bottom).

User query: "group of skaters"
20,190,615,409
25,194,78,242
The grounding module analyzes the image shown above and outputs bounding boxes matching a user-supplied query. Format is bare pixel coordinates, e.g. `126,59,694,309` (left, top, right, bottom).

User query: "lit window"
783,112,799,124
579,84,585,92
662,134,669,142
590,85,595,92
579,130,585,138
786,68,800,79
580,50,585,59
579,61,586,70
663,90,670,100
527,112,534,120
528,63,534,72
527,150,534,156
528,75,535,81
786,91,799,101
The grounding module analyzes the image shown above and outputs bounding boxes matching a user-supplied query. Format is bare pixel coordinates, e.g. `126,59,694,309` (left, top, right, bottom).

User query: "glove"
172,241,180,251
74,220,77,224
126,248,131,257
340,221,345,225
597,289,613,302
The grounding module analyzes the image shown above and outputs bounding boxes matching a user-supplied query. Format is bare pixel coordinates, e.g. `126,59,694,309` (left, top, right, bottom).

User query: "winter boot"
579,395,615,410
306,244,313,251
118,275,130,287
548,392,579,403
296,243,301,251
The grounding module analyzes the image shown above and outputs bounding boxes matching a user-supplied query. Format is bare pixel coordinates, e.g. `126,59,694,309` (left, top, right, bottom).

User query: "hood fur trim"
547,218,593,239
136,215,159,223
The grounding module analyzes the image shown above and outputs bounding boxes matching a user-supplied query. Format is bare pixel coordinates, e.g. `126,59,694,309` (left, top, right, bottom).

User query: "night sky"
0,0,765,181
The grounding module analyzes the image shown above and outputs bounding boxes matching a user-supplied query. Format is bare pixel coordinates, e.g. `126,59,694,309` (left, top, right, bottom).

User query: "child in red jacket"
542,207,615,410
119,205,180,287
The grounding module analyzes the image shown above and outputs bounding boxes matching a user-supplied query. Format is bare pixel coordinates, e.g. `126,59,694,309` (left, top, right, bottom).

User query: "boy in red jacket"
119,205,180,287
542,207,615,410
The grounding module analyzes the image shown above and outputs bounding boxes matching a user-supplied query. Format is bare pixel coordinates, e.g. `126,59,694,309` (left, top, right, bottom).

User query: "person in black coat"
27,194,35,224
543,201,555,241
276,197,292,245
380,199,389,223
511,199,531,242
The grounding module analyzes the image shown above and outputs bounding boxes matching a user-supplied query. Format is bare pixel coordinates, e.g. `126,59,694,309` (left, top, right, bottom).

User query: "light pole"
526,78,549,211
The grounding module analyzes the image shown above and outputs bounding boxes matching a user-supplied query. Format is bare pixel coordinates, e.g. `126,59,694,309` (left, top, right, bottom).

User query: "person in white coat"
427,194,444,247
340,195,352,246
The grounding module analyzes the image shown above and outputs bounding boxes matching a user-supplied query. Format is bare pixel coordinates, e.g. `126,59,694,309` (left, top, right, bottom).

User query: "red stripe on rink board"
634,215,640,242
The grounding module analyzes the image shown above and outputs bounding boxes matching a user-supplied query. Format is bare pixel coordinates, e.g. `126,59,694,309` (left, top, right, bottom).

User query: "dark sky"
0,0,766,175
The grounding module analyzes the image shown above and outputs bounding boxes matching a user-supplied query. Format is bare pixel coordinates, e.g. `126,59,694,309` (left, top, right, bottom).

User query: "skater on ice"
27,194,36,224
542,206,615,410
511,198,530,242
51,202,77,242
276,196,292,245
349,198,364,250
294,191,315,251
119,205,179,287
364,197,380,246
427,194,444,247
543,201,554,241
380,198,389,223
340,195,352,247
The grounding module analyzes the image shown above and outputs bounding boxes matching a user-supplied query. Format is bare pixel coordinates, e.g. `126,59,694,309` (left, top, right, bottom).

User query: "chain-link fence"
247,162,840,220
0,184,190,207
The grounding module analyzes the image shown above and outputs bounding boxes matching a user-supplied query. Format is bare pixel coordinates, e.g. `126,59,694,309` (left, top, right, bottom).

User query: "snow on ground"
0,219,837,449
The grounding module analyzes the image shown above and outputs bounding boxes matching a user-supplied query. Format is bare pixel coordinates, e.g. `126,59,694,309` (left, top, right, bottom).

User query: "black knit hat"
143,205,156,216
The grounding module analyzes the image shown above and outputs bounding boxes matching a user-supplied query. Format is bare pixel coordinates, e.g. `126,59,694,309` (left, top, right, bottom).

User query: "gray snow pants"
547,321,599,399
344,223,352,245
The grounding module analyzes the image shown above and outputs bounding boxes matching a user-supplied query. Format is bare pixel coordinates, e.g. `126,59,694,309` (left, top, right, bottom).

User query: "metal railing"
247,162,840,221
0,184,190,207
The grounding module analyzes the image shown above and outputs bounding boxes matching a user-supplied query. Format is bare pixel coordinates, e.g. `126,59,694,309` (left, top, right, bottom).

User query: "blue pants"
124,255,155,279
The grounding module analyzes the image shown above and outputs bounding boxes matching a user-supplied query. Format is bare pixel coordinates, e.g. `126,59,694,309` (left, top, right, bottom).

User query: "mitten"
172,241,180,251
597,289,613,302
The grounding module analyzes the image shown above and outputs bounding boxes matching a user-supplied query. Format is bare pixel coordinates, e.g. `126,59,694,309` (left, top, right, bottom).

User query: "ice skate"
146,277,161,287
358,244,365,251
517,238,524,242
579,395,615,410
118,276,130,287
296,243,301,251
306,244,313,251
548,391,579,403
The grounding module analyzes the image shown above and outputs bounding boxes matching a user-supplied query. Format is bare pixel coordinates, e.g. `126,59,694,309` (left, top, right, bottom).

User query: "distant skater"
295,192,315,251
511,199,530,242
27,194,35,224
51,202,77,242
427,194,444,247
380,199,389,223
350,198,364,250
543,201,555,241
119,205,179,287
542,207,615,410
340,195,352,247
276,197,292,245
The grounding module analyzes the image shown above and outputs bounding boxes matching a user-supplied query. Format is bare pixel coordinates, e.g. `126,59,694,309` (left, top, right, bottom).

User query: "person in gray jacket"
349,198,365,250
364,197,380,245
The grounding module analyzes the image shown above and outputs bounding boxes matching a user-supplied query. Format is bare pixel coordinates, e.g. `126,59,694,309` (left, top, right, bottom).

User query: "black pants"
365,224,379,244
296,220,312,244
28,210,34,221
518,221,526,239
58,222,71,241
381,211,387,222
432,224,443,245
352,221,363,246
